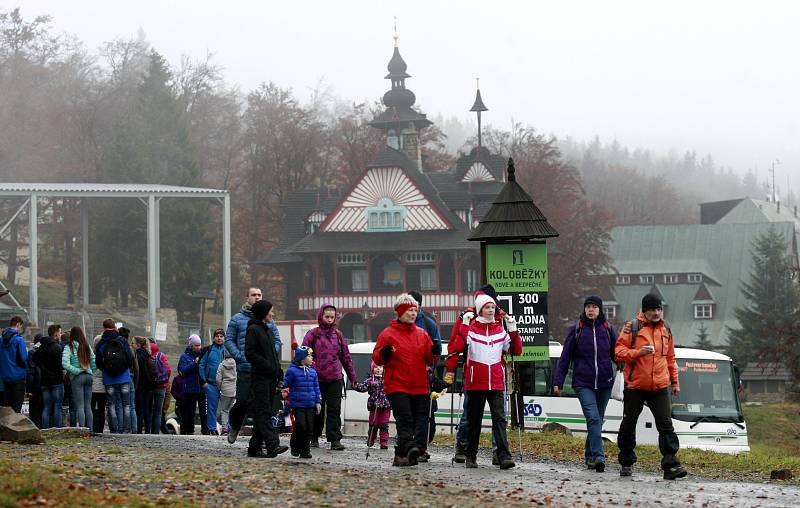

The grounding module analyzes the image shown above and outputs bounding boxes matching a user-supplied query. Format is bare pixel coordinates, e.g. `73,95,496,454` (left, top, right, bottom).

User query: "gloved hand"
432,343,441,356
504,314,518,333
431,391,440,400
380,344,394,361
444,372,454,385
315,403,322,415
461,311,474,325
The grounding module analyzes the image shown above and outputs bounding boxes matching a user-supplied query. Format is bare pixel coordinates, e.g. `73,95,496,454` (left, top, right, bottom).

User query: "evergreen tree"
726,228,799,366
693,322,714,350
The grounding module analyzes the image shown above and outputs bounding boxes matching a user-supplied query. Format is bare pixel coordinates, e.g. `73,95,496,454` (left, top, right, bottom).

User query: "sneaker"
594,461,605,473
299,452,312,459
620,465,633,477
310,438,319,448
227,429,239,444
330,441,345,451
465,455,478,468
663,465,687,480
265,445,289,458
392,455,411,467
499,456,516,470
454,442,467,464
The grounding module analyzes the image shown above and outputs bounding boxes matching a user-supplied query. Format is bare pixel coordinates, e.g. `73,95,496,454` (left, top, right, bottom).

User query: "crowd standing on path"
0,286,690,481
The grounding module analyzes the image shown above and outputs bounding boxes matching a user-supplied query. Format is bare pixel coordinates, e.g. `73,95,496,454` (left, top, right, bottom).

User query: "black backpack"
102,338,128,376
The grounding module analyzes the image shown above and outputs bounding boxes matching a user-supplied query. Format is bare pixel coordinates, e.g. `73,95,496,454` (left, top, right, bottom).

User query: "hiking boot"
291,449,300,457
392,455,411,467
465,455,478,468
586,459,596,470
492,451,500,466
299,452,312,459
453,442,467,463
418,451,430,463
407,447,420,465
499,455,516,470
620,465,633,477
310,438,319,448
330,441,345,451
247,449,267,458
663,465,687,480
594,460,606,473
227,428,239,444
265,445,289,458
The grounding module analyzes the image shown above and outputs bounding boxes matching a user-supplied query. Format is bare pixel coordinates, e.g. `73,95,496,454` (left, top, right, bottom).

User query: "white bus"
343,341,749,454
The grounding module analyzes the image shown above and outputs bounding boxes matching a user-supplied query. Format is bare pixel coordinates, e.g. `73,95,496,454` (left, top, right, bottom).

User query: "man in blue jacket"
225,287,282,443
95,318,134,433
0,316,28,412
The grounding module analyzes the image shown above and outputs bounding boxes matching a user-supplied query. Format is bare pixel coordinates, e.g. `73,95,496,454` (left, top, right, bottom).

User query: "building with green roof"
604,198,799,349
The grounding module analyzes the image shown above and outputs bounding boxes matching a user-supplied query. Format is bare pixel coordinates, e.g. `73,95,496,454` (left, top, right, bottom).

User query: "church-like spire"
470,77,489,165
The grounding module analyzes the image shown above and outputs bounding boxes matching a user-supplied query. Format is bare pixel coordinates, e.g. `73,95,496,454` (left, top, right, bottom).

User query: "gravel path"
3,433,798,507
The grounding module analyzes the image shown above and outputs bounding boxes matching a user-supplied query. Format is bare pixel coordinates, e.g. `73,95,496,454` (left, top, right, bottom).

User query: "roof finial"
507,158,516,182
476,76,480,89
393,17,399,47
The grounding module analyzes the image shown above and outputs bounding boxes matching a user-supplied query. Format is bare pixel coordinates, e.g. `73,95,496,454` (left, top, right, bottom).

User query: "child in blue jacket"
282,346,321,459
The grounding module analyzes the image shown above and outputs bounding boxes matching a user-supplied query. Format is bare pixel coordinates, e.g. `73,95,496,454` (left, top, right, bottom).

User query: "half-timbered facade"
261,39,506,342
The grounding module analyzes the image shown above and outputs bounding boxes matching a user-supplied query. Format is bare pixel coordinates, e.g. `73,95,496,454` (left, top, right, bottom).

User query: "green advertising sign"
511,345,549,362
485,244,548,292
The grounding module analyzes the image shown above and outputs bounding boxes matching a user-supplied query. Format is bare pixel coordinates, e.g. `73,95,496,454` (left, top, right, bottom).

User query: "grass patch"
307,482,327,494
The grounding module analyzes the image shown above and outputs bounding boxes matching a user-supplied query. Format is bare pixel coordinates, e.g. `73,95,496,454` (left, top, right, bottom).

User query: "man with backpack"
302,303,357,450
95,319,134,433
615,293,687,480
0,316,28,412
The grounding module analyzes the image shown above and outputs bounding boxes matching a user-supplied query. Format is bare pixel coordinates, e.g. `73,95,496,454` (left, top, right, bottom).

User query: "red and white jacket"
445,318,522,391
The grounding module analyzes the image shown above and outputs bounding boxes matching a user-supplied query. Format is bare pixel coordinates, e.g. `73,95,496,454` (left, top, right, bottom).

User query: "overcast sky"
16,0,800,193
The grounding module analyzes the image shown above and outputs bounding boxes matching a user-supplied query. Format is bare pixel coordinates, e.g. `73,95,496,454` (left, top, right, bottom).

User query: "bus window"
515,360,569,397
348,353,373,390
671,359,743,422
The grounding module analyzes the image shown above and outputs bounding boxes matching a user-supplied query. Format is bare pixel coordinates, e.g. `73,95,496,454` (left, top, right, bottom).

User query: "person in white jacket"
216,349,237,435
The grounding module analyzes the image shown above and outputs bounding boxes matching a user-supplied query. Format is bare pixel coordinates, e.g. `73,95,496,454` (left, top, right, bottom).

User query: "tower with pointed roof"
369,27,432,172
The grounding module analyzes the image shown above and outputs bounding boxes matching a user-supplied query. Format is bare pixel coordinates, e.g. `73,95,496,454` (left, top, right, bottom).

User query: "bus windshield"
671,358,743,422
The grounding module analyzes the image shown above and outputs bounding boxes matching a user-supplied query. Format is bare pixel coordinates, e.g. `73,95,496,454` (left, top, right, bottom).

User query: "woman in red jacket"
445,293,522,469
372,293,434,467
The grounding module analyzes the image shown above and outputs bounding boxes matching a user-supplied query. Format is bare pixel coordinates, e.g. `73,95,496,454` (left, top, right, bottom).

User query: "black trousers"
248,375,280,455
415,399,437,451
91,392,106,433
313,379,343,443
28,391,43,428
4,380,25,413
386,392,428,457
465,390,510,459
291,407,315,455
229,371,251,432
179,393,203,435
617,387,680,470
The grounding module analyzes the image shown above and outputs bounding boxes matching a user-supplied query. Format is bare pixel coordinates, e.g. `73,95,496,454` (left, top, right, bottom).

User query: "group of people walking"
1,284,688,480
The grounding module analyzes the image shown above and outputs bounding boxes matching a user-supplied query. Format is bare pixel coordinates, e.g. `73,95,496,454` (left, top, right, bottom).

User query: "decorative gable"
321,167,451,232
462,162,496,183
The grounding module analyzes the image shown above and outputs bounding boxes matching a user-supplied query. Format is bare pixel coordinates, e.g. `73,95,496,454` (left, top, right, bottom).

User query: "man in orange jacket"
614,293,687,480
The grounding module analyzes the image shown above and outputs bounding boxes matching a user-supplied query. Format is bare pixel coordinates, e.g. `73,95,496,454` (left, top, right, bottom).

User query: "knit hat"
478,284,498,301
408,290,423,307
294,345,312,364
641,293,662,311
188,334,201,346
393,293,418,318
251,299,273,321
584,295,603,309
475,293,495,315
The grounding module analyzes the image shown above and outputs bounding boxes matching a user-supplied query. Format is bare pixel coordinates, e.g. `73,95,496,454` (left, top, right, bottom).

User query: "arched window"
365,198,406,232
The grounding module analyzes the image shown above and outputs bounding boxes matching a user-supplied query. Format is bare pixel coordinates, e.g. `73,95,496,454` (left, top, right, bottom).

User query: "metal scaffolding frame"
0,183,231,332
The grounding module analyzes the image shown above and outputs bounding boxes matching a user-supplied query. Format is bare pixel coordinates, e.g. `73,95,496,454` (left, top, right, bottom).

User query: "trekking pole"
450,366,463,467
509,354,524,462
365,422,378,460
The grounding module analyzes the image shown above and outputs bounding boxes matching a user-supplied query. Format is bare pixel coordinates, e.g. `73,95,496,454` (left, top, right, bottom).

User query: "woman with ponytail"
62,326,96,429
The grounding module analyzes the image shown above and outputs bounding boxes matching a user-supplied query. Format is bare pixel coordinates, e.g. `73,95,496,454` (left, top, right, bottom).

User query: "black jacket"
245,319,281,381
33,336,64,387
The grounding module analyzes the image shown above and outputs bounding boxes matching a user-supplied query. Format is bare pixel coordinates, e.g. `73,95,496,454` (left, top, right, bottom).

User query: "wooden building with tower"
261,34,509,342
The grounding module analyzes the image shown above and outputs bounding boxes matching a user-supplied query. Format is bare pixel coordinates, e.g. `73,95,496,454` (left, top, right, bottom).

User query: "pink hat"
475,294,495,314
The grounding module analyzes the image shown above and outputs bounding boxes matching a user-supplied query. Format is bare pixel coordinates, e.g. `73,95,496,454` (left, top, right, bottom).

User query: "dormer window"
616,275,630,285
366,198,406,232
639,275,654,284
688,274,703,283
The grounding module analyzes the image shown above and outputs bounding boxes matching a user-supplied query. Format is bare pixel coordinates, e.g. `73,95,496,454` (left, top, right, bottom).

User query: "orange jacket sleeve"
666,333,679,387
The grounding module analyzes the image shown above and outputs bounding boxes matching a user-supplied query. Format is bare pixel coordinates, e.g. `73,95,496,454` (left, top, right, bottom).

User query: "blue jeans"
575,386,612,463
129,381,137,433
42,384,64,428
146,388,166,434
106,383,132,433
205,383,220,432
71,373,93,429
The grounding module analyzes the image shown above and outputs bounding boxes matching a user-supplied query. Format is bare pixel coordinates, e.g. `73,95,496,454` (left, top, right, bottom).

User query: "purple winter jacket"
301,304,357,384
553,314,618,390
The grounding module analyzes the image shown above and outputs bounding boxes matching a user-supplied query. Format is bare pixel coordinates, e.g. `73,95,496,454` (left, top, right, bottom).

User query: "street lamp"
361,301,371,321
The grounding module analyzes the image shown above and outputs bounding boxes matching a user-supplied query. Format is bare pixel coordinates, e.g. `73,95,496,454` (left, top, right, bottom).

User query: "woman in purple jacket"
301,304,357,451
553,295,618,472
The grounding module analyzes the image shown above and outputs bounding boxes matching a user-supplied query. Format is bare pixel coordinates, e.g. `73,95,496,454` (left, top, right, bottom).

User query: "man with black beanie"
614,293,686,480
243,299,288,458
